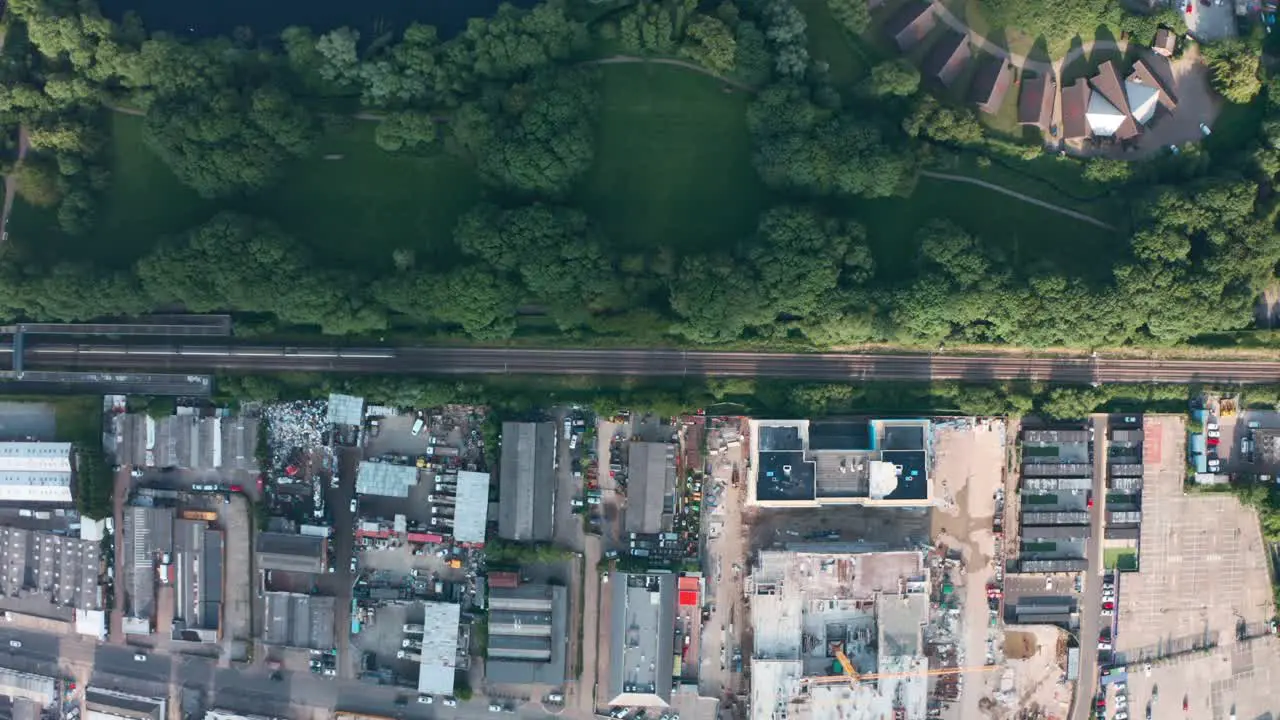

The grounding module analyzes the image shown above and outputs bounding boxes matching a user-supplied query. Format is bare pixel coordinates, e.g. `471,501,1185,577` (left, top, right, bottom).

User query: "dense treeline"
0,0,1278,352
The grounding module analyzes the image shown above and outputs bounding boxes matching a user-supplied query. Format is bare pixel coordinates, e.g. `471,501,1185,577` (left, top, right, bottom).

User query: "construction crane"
802,650,999,687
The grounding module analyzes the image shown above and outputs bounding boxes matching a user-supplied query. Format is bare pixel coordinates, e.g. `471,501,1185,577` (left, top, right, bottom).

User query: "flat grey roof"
356,461,419,498
608,573,675,705
116,414,258,471
498,422,556,542
255,533,324,574
262,592,335,650
487,583,566,684
172,520,221,632
626,443,674,534
326,394,364,427
0,667,56,705
417,602,462,695
453,471,490,544
124,506,174,619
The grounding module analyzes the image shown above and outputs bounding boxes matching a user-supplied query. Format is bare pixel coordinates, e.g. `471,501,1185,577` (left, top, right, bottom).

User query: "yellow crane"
802,650,999,687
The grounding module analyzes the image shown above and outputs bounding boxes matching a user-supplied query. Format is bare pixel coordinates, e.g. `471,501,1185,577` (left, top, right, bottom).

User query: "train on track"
19,344,397,359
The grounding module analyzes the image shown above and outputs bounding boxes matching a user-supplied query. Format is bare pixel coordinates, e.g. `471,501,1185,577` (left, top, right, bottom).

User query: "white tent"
1126,79,1160,125
1085,92,1125,137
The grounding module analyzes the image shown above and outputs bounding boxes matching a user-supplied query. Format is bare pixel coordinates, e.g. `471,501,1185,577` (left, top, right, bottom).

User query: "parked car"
1098,641,1113,651
418,696,434,705
489,704,505,713
546,693,564,704
7,641,19,648
350,499,357,513
133,653,147,662
1200,122,1212,136
442,698,458,708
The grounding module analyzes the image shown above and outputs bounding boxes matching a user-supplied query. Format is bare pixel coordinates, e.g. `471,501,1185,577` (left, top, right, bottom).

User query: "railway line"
5,340,1280,385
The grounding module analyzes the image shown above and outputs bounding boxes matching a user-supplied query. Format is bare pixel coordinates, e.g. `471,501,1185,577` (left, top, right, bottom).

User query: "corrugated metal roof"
453,471,490,544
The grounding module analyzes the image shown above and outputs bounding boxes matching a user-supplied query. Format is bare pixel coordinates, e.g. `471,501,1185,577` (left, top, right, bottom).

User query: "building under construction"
748,550,932,720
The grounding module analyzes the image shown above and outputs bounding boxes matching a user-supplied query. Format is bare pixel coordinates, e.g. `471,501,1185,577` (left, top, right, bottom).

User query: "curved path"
920,170,1117,230
587,54,756,91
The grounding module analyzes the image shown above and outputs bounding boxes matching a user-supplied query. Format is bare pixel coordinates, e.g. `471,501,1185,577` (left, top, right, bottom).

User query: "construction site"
748,548,982,720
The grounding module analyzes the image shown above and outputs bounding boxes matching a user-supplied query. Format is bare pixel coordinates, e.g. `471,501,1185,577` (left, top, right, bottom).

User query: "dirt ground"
699,418,750,700
994,625,1073,719
929,419,1012,720
1003,631,1039,661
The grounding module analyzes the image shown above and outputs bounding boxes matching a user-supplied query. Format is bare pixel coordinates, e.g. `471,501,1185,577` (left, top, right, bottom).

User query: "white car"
442,698,458,707
1116,694,1128,708
133,653,147,662
1098,641,1112,651
1207,429,1221,438
1102,608,1114,617
489,704,504,713
349,499,357,513
1115,713,1128,720
547,693,564,703
602,572,609,584
418,696,434,705
1200,122,1212,137
7,640,19,648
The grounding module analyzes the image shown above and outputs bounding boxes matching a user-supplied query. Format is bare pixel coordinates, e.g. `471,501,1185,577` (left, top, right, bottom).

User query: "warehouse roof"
0,474,72,504
453,471,491,544
0,667,56,705
326,394,364,427
498,422,556,542
0,443,71,472
173,520,222,633
124,506,174,620
627,443,675,534
487,583,568,684
417,602,462,695
607,573,676,707
0,525,101,610
255,533,325,574
356,461,419,498
262,592,335,650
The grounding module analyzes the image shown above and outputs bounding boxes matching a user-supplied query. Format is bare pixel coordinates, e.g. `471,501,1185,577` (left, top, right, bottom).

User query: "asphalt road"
19,342,1280,385
0,628,549,720
1069,415,1108,720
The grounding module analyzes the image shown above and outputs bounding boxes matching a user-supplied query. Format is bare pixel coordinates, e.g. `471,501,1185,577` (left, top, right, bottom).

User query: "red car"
1207,436,1220,445
1103,601,1116,610
229,484,243,492
1087,497,1095,508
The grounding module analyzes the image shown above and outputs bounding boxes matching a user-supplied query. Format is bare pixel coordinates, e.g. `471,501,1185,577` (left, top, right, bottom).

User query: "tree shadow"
1027,35,1052,65
1060,36,1089,85
1091,25,1121,65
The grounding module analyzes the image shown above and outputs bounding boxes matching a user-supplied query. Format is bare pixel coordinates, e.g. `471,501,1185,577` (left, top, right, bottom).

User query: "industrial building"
84,689,165,720
0,525,101,610
255,533,327,574
0,442,73,504
485,584,568,686
606,573,677,707
171,519,223,642
123,506,175,623
262,591,336,650
452,471,491,545
416,602,463,696
356,461,420,498
0,667,56,706
1017,428,1093,569
749,550,931,720
115,413,258,471
626,443,676,534
497,421,556,542
748,419,933,507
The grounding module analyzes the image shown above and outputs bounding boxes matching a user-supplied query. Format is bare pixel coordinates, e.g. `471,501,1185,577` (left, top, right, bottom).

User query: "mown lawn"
577,62,769,254
247,120,480,270
847,174,1125,282
9,112,480,271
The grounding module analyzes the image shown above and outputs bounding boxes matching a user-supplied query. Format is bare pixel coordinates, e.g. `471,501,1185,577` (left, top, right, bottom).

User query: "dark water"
98,0,539,40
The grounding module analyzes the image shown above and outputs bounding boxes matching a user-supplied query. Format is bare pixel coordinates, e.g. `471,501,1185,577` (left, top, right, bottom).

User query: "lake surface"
98,0,538,40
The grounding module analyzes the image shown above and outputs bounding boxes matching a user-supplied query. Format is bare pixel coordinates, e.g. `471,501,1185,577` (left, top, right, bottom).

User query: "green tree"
143,86,314,198
903,95,984,145
681,15,737,74
867,58,920,97
1082,157,1133,184
375,111,438,152
1203,39,1261,104
669,255,771,342
827,0,870,36
14,156,64,208
453,68,598,197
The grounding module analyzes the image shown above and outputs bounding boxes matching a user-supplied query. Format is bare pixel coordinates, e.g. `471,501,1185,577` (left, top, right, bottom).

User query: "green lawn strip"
793,0,869,86
1102,546,1138,570
576,62,769,255
11,112,479,272
246,120,480,271
10,112,216,268
1205,98,1266,156
846,174,1122,282
931,151,1127,226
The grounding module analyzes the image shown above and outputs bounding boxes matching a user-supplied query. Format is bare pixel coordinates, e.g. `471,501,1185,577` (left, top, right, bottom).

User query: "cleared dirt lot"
1114,414,1280,720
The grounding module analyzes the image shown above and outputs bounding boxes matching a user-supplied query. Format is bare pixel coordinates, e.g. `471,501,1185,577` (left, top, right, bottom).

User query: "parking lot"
1111,414,1280,720
1185,0,1237,41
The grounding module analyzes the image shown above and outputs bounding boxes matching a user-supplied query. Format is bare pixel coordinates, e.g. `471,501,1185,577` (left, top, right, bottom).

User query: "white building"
0,442,72,504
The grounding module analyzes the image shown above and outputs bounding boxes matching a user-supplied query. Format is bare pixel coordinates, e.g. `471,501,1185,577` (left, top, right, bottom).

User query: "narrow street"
1069,415,1110,720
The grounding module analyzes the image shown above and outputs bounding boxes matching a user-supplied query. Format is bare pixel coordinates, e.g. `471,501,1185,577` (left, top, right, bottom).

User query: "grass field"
576,62,769,254
1104,546,1139,571
9,112,480,271
848,174,1125,282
